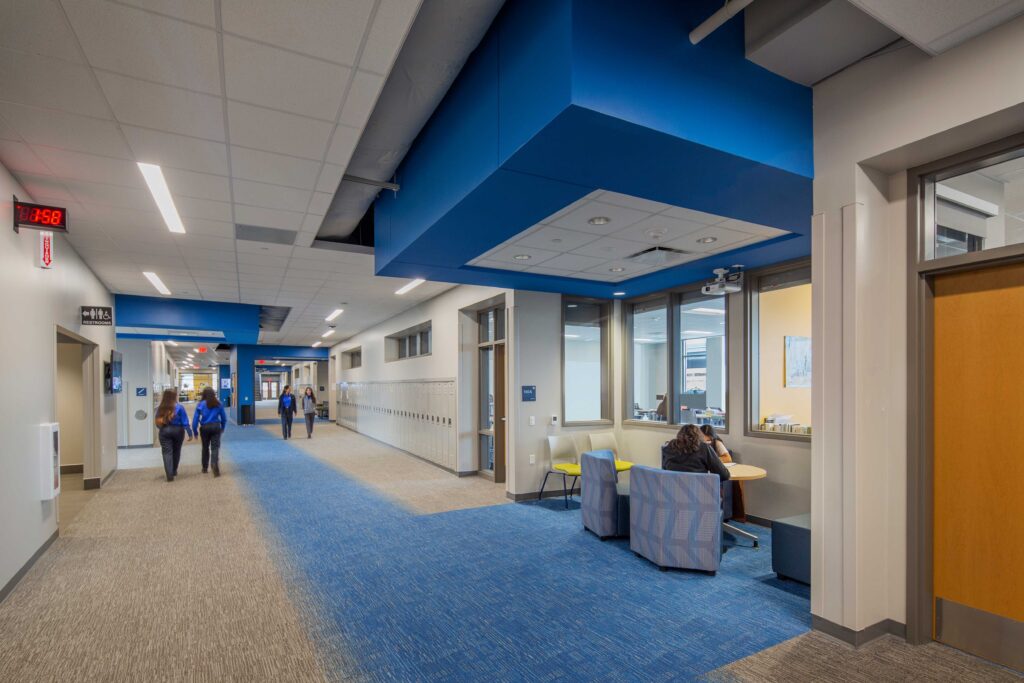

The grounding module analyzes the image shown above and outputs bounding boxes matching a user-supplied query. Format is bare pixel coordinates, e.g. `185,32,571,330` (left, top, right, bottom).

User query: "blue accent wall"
114,294,262,344
375,0,813,298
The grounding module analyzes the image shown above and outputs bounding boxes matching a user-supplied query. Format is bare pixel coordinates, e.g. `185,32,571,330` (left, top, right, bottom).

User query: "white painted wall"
56,343,84,467
0,162,117,592
117,338,156,447
811,14,1024,634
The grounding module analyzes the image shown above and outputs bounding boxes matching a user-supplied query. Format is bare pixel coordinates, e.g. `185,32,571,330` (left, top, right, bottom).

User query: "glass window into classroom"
563,299,610,424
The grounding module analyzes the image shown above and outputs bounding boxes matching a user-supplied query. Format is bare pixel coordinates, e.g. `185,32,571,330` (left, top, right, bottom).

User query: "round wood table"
726,463,767,481
724,464,767,547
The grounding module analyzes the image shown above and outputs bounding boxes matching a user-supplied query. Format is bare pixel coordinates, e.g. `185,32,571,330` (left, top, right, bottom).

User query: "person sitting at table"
662,424,730,481
701,424,746,520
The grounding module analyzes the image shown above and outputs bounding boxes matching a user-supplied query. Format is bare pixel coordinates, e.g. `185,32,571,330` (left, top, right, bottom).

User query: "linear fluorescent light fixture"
165,340,178,346
137,162,186,234
395,278,425,295
143,271,171,295
325,309,344,322
311,341,322,347
321,330,335,338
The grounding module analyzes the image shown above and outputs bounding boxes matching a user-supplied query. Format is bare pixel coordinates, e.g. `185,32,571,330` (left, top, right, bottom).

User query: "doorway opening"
477,306,507,483
55,327,101,531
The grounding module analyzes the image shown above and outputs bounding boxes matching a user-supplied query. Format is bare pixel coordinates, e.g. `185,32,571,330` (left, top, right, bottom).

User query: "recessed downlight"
697,236,718,244
513,254,532,261
609,267,625,273
645,228,667,240
588,216,610,226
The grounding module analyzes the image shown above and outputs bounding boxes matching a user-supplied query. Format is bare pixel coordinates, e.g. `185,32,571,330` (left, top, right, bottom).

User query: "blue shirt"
191,400,227,433
282,395,292,409
166,404,193,437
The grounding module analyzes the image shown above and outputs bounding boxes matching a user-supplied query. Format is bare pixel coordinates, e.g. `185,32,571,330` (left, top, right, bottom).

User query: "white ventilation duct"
317,0,506,241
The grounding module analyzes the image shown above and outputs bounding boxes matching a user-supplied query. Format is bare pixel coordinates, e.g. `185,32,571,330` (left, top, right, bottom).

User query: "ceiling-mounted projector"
701,266,744,296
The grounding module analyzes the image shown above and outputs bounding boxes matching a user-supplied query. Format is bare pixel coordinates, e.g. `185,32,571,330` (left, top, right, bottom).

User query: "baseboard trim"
83,468,117,491
0,529,58,605
744,514,773,528
333,424,460,475
507,488,577,502
59,463,84,474
812,615,906,647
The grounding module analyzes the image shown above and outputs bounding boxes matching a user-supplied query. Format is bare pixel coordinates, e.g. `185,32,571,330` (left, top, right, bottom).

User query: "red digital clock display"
13,199,68,233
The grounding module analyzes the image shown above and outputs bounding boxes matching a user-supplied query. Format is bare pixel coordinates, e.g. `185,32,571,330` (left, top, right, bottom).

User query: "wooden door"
932,262,1024,670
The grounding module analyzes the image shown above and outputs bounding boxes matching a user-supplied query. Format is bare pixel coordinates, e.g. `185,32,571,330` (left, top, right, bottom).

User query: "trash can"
240,404,254,426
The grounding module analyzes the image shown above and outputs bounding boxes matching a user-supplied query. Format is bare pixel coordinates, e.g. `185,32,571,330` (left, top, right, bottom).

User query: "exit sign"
198,346,207,353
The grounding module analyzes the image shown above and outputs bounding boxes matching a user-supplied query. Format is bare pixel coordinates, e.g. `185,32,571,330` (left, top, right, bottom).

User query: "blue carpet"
225,427,809,682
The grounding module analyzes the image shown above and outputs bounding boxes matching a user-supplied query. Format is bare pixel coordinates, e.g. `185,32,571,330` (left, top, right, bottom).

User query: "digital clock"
13,197,68,233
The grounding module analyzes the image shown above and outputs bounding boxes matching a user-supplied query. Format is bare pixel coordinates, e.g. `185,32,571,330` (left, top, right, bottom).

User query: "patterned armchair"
629,466,722,574
581,450,630,539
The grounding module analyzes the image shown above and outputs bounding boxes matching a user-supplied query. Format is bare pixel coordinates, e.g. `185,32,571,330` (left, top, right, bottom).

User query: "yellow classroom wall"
758,283,812,428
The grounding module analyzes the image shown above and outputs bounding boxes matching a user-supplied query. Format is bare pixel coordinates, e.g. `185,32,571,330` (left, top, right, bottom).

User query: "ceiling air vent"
626,246,692,266
235,224,298,246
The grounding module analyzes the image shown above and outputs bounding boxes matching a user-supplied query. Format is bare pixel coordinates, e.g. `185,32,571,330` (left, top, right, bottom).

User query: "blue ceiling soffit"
374,0,813,298
114,295,262,345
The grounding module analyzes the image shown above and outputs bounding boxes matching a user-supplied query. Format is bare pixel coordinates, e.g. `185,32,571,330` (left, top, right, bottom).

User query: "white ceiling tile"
359,0,419,75
0,141,52,176
302,214,324,232
230,146,321,189
237,250,289,264
661,205,730,225
481,244,562,267
97,71,225,141
293,232,315,248
178,218,234,237
338,70,384,129
715,218,789,238
596,190,671,214
316,163,346,193
534,252,608,272
523,266,578,277
117,0,217,26
221,0,374,66
551,200,650,235
514,225,599,252
222,35,350,120
474,259,529,272
226,101,334,161
611,214,706,245
324,125,361,167
176,196,233,222
0,103,132,158
307,192,333,215
10,172,75,202
665,225,752,253
0,0,85,62
232,179,312,212
571,236,646,260
122,126,229,175
582,259,661,278
62,178,153,211
0,50,110,117
80,204,164,231
188,249,237,263
63,0,221,94
163,168,231,202
30,147,144,187
180,234,236,251
234,204,304,231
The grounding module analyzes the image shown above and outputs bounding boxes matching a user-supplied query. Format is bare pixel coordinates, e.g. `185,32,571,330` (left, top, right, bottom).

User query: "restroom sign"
81,306,113,326
38,231,53,268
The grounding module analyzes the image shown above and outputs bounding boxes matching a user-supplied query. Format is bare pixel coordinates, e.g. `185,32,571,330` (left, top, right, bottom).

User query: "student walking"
278,385,297,439
302,387,317,438
192,387,227,477
155,389,193,482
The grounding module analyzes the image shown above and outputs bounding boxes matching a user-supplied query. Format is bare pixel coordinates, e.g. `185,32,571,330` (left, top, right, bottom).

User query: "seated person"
661,424,730,481
700,424,746,520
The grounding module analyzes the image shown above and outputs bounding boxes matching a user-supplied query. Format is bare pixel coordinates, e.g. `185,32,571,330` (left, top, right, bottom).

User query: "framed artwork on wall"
784,335,811,388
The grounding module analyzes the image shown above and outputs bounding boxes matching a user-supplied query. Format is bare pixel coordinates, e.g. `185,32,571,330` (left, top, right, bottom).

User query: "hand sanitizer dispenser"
40,422,60,500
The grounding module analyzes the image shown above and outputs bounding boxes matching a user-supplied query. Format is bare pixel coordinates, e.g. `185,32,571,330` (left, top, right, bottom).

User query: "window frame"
744,259,812,442
385,322,432,362
561,296,613,427
621,283,731,433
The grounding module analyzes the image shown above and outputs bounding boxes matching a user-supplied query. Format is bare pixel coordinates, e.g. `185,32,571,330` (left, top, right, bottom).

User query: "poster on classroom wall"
784,335,811,388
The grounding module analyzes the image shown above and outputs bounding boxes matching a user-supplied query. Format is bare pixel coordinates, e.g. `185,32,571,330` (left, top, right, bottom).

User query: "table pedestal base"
723,522,759,548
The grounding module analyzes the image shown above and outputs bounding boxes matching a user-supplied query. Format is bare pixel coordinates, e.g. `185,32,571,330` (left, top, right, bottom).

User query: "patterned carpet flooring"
230,425,811,682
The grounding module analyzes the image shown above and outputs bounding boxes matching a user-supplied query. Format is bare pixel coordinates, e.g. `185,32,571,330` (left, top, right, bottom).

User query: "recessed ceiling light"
613,291,626,296
325,308,344,322
142,271,171,296
609,267,625,273
588,216,610,226
645,228,667,240
312,341,322,348
697,236,717,244
396,278,425,295
321,330,335,338
192,348,199,352
550,238,563,244
513,254,531,260
137,163,185,234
